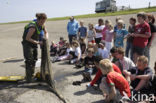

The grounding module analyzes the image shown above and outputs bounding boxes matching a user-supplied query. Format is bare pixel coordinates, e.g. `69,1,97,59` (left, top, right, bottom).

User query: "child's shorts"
132,46,145,55
100,77,123,102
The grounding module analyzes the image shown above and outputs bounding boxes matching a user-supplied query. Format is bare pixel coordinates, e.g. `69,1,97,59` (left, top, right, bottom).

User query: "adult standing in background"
144,14,156,64
67,16,79,44
22,13,48,82
94,18,105,44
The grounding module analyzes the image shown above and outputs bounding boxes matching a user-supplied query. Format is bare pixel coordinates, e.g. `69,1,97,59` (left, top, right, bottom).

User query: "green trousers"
22,41,38,82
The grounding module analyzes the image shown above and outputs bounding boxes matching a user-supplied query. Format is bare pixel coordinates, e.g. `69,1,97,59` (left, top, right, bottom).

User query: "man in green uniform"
22,13,48,82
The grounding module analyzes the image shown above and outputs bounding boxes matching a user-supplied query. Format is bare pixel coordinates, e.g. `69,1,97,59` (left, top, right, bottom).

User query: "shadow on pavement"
3,59,24,63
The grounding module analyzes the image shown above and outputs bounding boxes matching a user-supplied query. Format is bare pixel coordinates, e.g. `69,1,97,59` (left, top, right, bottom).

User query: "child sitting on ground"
75,42,95,68
57,40,67,56
52,42,73,62
99,59,131,103
58,37,65,48
98,42,109,59
136,62,156,101
123,56,153,95
87,56,122,87
82,48,95,82
110,47,119,63
50,41,57,56
115,47,135,73
69,41,81,64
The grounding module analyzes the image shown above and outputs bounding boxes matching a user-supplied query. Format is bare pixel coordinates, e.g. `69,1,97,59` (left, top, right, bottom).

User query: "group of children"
50,12,156,103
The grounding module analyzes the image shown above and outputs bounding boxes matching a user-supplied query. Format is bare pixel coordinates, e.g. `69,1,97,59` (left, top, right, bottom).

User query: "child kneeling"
82,48,95,81
99,59,131,103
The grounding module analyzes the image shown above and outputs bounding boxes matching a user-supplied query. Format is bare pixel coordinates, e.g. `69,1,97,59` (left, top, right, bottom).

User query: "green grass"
48,6,156,20
1,6,156,25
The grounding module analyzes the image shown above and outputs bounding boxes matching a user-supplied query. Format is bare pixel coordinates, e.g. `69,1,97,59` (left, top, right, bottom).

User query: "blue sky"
0,0,156,23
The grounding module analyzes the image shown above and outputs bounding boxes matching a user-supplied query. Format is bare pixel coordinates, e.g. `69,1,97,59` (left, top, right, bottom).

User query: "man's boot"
25,68,33,83
25,66,35,83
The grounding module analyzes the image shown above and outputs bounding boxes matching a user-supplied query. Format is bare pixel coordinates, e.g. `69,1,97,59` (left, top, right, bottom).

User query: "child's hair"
88,42,94,48
80,38,85,43
66,42,70,46
137,12,147,20
99,59,113,73
36,13,47,20
105,20,111,25
110,47,118,53
60,37,64,40
147,14,155,24
88,23,94,29
99,42,105,47
117,47,125,55
109,24,114,30
73,41,79,47
72,37,77,41
98,18,104,23
80,20,84,23
94,56,103,63
51,41,55,45
137,56,148,64
116,17,121,22
117,20,124,28
130,17,136,24
88,48,94,54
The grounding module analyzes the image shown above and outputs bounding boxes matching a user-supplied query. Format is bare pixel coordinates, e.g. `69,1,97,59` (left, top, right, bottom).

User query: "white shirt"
94,24,105,38
75,47,81,57
66,47,73,55
98,48,109,59
119,57,135,71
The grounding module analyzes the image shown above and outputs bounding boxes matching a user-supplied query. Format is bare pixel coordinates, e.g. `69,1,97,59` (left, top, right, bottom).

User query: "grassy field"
1,6,156,25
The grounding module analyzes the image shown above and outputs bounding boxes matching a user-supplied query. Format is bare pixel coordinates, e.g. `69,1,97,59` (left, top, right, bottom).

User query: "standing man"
67,16,79,44
22,13,48,82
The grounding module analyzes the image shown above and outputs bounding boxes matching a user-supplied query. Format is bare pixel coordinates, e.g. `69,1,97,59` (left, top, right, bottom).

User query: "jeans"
125,41,133,60
68,35,77,44
85,68,93,75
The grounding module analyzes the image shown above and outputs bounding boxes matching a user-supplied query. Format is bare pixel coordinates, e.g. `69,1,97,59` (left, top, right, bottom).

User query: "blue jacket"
67,20,79,35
